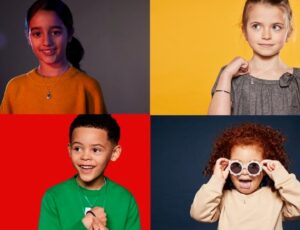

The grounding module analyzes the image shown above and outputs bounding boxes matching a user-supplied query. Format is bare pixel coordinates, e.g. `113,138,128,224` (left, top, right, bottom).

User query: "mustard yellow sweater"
190,165,300,230
0,67,106,114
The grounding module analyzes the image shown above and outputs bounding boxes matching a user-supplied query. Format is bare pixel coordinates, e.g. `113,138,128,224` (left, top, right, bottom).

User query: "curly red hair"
204,123,289,189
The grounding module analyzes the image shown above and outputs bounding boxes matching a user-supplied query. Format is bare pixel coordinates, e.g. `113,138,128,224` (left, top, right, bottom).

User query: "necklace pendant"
46,91,52,100
84,207,92,215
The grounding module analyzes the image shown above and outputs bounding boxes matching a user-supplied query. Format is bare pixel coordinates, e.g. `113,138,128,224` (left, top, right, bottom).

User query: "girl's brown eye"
52,30,62,36
32,31,41,37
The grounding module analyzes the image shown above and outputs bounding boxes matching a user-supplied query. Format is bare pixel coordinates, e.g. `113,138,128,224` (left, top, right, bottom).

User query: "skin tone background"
151,0,300,114
0,0,149,113
151,116,300,229
0,115,150,230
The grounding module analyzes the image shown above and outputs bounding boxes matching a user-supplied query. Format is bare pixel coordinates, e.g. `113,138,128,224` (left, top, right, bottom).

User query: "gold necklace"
38,65,70,100
44,77,61,100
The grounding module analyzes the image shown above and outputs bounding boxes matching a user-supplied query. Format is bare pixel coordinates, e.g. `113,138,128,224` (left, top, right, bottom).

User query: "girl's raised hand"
213,158,230,180
261,160,283,181
222,57,250,78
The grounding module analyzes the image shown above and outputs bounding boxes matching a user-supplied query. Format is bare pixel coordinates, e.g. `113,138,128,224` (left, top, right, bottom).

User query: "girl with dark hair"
208,0,300,115
190,123,300,229
0,0,106,114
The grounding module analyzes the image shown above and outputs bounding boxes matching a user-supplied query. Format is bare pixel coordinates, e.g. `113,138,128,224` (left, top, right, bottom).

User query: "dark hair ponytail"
66,37,84,71
25,0,85,70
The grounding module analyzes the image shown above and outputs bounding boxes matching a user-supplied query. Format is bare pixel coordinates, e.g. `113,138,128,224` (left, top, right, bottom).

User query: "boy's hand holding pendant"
82,207,108,230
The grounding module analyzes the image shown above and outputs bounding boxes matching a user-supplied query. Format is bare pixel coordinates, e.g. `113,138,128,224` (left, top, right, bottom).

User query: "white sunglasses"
229,160,262,177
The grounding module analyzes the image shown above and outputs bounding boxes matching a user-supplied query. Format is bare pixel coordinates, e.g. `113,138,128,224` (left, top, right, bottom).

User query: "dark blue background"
151,116,300,230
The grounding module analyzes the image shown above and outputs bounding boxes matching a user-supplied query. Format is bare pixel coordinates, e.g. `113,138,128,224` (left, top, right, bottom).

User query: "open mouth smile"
79,165,95,173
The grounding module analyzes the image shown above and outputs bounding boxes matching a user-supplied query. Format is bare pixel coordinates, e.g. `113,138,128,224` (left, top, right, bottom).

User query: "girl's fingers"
217,158,229,171
217,158,229,164
223,165,230,178
262,165,271,175
262,159,276,171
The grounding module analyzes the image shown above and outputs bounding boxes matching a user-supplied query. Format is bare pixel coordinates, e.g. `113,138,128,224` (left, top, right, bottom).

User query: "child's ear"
243,29,248,41
286,29,292,42
67,144,72,157
110,145,122,162
24,31,32,46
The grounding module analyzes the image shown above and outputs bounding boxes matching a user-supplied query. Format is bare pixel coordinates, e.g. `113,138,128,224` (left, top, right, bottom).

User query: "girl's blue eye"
272,25,282,31
252,24,261,30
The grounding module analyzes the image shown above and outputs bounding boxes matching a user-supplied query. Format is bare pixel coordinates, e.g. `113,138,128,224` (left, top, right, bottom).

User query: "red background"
0,114,150,229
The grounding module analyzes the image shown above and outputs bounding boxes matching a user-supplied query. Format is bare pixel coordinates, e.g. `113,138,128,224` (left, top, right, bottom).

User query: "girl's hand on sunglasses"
261,160,281,180
213,158,230,180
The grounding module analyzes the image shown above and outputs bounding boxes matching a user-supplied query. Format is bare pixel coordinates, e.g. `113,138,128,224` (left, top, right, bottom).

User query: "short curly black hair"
69,115,120,145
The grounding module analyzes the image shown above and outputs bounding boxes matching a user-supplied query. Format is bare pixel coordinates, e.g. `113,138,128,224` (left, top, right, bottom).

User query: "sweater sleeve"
0,80,13,114
272,164,300,219
86,79,107,114
124,195,141,230
38,191,86,230
190,175,226,223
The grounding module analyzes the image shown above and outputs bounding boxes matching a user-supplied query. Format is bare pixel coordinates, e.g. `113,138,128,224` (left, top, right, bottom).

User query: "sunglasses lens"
230,162,242,174
248,162,260,175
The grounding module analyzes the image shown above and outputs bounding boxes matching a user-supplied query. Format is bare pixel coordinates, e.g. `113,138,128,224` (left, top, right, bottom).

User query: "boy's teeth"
81,165,93,169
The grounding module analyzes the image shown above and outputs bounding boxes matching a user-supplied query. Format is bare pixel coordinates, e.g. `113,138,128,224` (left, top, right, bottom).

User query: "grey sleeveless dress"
212,68,300,115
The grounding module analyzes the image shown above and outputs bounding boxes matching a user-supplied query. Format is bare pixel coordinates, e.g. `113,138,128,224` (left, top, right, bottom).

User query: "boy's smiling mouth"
79,165,95,173
80,165,94,169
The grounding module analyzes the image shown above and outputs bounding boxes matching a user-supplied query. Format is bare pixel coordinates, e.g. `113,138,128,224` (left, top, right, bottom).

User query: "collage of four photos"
1,0,300,229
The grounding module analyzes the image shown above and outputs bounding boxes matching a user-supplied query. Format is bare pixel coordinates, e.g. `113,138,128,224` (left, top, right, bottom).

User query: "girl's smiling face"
28,10,70,68
230,144,264,194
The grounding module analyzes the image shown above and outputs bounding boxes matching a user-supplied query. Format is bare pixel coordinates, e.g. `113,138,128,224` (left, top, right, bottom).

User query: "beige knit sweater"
190,165,300,230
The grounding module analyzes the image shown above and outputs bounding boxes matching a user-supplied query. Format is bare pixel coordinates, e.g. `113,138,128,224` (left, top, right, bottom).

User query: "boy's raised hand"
88,217,108,230
82,207,108,230
91,207,107,226
261,159,283,181
213,158,230,180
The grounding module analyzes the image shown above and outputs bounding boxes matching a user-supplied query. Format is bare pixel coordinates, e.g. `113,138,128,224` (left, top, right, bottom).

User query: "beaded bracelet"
215,89,230,94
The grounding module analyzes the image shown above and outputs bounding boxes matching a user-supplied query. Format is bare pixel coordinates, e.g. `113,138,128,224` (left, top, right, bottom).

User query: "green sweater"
39,176,140,230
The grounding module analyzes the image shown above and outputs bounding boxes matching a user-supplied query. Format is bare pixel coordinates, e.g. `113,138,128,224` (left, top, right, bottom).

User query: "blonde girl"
209,0,300,115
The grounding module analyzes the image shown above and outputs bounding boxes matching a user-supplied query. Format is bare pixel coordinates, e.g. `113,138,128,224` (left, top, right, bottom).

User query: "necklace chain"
81,178,106,207
38,64,70,100
77,177,107,215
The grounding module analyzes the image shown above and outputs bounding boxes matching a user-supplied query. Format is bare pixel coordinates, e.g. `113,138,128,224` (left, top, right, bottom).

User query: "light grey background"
0,0,149,113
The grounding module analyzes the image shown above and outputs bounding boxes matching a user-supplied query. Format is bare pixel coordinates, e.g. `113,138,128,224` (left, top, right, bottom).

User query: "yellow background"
151,0,300,115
